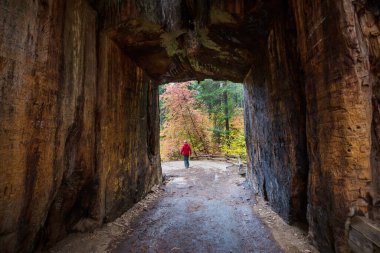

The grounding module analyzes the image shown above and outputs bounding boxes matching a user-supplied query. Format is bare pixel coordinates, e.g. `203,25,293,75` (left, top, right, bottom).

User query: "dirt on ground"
46,160,318,253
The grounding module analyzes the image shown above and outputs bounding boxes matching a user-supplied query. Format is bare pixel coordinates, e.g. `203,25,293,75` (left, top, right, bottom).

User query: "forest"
159,80,246,161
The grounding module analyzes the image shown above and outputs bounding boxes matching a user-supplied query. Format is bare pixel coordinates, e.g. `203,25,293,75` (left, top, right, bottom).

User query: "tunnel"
0,0,380,252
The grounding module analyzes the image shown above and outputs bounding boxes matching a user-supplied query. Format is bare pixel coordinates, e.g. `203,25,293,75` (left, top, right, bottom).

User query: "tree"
220,109,246,160
160,80,246,161
190,80,244,151
160,82,211,160
222,81,230,146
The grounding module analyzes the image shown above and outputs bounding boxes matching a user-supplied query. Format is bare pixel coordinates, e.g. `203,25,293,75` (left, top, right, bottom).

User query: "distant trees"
160,82,210,160
191,80,244,149
160,80,246,161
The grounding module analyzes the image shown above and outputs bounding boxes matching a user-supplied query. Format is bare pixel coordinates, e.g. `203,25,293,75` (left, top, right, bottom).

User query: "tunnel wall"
96,34,161,222
354,0,380,225
245,1,380,252
291,0,376,252
0,1,161,252
0,1,67,251
243,2,308,224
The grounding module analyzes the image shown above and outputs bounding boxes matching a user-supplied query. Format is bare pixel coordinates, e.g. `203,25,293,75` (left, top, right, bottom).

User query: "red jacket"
181,143,192,156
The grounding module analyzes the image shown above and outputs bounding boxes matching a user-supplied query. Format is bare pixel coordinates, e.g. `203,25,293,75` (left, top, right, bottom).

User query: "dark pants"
183,155,189,168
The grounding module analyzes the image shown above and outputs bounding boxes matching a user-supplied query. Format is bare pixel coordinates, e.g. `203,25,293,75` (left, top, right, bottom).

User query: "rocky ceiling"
101,0,280,83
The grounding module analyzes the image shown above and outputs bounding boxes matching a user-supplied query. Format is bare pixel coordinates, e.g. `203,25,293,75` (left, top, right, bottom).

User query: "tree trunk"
223,82,230,147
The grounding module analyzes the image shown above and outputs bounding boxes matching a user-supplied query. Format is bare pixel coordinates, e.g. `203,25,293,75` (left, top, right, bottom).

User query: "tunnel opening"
156,76,309,227
159,80,246,162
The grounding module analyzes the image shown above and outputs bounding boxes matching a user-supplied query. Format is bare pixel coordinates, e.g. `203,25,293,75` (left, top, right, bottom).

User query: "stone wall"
0,1,161,252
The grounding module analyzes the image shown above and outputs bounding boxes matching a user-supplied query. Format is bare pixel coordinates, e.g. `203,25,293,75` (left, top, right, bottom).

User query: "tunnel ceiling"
100,0,279,83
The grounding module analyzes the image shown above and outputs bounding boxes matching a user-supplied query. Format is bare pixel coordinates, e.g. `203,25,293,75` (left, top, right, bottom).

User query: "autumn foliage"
160,81,246,161
160,82,211,160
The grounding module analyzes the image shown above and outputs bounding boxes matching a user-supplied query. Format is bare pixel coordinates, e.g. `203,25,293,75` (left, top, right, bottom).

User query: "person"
180,140,192,168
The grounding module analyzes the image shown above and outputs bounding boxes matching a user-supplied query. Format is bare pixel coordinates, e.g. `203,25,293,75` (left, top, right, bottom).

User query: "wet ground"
47,160,317,253
111,160,283,253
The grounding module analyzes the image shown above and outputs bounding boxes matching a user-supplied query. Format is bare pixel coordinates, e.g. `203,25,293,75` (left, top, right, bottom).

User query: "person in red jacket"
180,140,192,168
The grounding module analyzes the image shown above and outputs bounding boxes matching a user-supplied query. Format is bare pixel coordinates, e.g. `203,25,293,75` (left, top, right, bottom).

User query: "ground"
46,160,318,253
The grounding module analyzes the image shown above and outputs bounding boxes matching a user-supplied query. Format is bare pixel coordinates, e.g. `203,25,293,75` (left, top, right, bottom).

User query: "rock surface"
1,0,380,253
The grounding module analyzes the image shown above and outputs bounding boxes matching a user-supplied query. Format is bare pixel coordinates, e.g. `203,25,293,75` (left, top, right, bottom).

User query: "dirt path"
47,160,317,253
110,160,312,253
